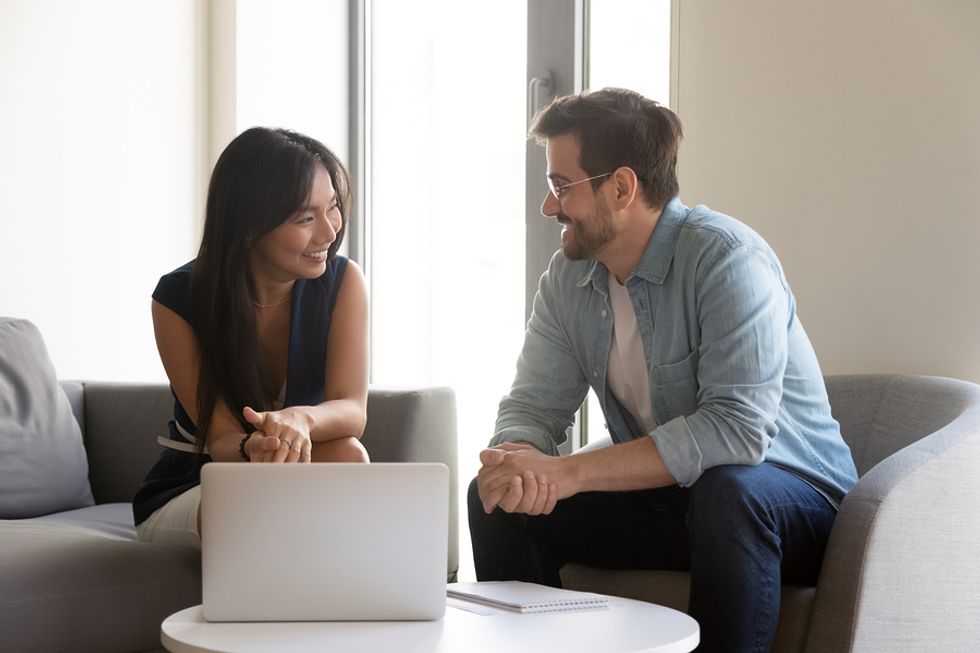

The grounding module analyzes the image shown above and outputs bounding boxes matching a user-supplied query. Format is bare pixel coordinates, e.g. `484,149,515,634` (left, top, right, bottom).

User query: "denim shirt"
492,198,858,506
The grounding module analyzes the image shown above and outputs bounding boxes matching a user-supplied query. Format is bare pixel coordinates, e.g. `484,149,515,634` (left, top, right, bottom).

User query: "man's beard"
558,200,616,261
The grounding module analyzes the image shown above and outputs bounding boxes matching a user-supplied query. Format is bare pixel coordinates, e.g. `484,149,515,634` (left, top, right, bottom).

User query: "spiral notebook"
447,581,609,614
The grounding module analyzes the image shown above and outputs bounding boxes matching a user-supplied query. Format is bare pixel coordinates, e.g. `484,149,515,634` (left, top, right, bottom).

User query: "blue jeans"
467,463,838,653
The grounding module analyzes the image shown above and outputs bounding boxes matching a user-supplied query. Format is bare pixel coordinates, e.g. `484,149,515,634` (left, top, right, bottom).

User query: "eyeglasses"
547,172,613,202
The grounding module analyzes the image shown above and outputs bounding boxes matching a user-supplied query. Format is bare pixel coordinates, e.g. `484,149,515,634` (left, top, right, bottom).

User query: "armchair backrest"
825,374,980,476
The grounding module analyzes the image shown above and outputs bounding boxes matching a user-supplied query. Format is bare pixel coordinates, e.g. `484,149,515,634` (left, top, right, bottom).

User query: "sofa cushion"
0,503,201,653
0,317,93,518
559,564,816,653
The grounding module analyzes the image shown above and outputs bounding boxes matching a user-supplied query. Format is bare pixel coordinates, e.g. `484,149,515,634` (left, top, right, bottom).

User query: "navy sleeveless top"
132,256,349,525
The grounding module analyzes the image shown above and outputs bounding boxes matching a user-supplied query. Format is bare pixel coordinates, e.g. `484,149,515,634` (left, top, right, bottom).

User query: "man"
469,88,858,653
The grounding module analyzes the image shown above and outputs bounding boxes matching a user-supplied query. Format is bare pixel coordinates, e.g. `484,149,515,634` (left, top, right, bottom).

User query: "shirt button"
593,371,598,377
601,310,608,317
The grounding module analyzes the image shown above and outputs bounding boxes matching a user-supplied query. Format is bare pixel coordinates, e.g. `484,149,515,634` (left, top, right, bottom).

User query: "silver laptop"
200,462,449,622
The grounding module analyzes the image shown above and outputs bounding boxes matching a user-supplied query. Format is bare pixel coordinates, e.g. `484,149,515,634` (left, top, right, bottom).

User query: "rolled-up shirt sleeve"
491,256,590,457
651,244,789,487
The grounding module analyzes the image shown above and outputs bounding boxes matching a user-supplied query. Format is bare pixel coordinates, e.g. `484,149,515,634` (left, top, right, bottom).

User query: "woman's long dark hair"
189,127,351,447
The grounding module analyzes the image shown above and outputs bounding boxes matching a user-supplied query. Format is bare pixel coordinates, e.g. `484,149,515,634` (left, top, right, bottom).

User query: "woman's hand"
242,406,313,463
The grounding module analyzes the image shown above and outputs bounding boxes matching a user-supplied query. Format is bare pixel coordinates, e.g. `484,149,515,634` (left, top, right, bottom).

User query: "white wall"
673,0,980,383
0,0,349,382
0,0,208,381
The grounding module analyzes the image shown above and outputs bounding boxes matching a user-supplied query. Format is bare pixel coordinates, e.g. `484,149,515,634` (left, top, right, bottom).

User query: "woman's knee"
312,436,370,463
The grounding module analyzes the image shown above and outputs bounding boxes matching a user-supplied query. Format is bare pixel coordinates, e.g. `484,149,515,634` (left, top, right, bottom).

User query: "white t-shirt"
606,275,657,434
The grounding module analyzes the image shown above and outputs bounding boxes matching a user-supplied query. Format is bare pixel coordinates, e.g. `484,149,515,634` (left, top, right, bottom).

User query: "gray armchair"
560,374,980,652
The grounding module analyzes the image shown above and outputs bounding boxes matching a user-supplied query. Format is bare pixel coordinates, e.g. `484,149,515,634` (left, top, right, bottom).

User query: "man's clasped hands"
476,442,577,516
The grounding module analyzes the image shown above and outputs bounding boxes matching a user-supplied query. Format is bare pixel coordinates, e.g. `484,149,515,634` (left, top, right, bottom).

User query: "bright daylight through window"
369,0,528,581
369,0,671,581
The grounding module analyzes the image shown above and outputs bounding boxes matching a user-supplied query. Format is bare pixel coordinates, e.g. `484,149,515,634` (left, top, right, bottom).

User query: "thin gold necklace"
251,295,291,309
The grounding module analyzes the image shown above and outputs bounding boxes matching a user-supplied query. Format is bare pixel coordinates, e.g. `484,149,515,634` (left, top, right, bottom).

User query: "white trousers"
136,485,202,551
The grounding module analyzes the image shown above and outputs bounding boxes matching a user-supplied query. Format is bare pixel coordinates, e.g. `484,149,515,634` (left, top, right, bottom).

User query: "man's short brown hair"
529,88,682,211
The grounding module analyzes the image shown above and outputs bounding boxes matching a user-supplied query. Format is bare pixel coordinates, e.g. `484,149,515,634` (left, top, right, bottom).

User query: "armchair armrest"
573,434,613,455
805,416,980,652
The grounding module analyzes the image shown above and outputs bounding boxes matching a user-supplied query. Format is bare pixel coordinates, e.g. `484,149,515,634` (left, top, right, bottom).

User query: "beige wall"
672,1,980,383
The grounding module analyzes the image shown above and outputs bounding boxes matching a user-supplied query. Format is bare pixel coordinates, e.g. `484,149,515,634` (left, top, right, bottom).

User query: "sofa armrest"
805,415,980,653
361,387,457,464
361,386,459,580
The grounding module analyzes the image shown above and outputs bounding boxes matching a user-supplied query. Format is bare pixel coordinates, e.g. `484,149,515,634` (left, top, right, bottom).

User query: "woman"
133,127,369,550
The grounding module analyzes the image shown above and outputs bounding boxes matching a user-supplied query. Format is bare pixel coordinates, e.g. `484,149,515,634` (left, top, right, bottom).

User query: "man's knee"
467,476,528,535
467,476,482,513
467,477,498,530
690,465,759,501
688,465,771,538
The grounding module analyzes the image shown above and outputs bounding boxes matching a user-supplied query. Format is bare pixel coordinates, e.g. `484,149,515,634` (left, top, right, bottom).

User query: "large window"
236,0,349,163
365,0,671,580
588,0,671,103
582,0,673,446
368,0,528,580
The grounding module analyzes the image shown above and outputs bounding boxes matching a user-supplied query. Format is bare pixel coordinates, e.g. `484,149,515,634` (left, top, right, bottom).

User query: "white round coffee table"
162,595,699,653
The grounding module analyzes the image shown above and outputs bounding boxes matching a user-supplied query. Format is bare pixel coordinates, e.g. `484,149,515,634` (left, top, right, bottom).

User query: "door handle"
527,71,555,126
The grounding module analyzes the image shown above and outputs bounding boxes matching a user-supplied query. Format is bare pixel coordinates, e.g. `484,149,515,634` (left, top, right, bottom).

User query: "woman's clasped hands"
242,406,313,463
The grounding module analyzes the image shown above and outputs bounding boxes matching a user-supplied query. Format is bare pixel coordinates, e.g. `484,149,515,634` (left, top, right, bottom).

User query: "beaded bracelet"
238,433,252,461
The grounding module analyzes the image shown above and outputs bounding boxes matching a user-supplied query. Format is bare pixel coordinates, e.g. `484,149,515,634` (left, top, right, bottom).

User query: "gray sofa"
0,320,459,653
561,374,980,653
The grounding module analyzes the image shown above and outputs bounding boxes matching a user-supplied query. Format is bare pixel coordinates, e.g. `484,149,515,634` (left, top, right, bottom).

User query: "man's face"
542,133,616,261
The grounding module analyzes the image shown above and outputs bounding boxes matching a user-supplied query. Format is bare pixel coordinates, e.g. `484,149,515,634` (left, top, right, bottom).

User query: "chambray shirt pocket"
652,349,701,423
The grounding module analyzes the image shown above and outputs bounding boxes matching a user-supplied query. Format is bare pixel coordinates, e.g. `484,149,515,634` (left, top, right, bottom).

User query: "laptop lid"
200,462,449,622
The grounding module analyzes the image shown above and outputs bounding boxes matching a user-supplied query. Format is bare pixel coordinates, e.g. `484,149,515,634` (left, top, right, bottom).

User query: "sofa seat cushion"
0,317,93,518
560,564,816,653
0,503,201,653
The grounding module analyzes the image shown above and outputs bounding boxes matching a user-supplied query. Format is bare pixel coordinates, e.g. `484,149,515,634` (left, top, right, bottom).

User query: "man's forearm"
489,424,560,456
566,436,678,493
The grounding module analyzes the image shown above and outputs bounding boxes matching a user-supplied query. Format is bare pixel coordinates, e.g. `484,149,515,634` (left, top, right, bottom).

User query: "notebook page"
447,581,609,614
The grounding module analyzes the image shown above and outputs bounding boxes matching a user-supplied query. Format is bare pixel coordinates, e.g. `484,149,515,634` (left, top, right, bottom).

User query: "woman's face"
249,165,341,284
